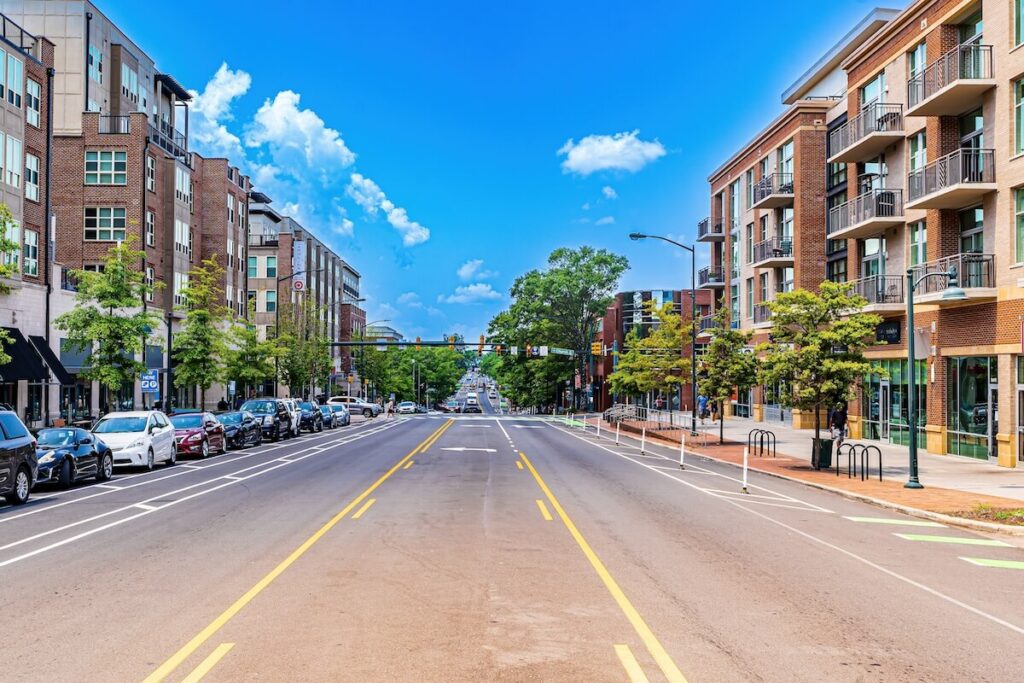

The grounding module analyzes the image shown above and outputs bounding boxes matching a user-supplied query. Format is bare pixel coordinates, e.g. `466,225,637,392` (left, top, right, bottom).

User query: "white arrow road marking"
441,447,498,453
458,425,492,428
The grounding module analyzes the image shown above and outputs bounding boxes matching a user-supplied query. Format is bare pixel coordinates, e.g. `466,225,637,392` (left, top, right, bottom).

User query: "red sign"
293,280,304,291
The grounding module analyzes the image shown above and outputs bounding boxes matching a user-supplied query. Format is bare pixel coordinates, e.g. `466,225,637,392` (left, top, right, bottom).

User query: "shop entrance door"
988,383,998,460
879,381,891,442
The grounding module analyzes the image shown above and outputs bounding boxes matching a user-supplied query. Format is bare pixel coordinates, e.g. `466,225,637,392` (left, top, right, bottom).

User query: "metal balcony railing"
149,123,188,160
98,115,131,134
910,253,994,295
698,266,725,286
698,314,717,332
753,302,772,324
753,173,794,204
908,43,993,109
850,274,904,305
828,103,903,155
752,236,793,264
827,188,904,236
907,148,994,203
697,217,725,240
248,233,280,247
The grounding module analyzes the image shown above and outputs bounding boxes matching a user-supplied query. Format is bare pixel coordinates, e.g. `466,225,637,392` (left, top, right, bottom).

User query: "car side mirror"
79,436,92,445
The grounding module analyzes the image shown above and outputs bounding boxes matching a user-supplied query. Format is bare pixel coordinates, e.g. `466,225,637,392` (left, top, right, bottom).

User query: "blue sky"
106,0,894,339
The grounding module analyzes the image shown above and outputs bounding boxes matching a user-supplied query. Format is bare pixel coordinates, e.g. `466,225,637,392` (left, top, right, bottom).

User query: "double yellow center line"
142,419,454,683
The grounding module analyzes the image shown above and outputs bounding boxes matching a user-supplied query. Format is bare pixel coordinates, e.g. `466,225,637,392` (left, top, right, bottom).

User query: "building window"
860,72,885,107
745,169,754,208
861,238,884,278
145,211,155,247
758,156,769,179
959,206,983,253
174,272,188,307
227,194,235,224
247,256,257,278
3,220,18,270
24,153,38,202
729,179,740,229
120,64,138,103
6,54,21,107
174,219,191,256
145,266,154,302
826,258,847,283
84,207,126,241
88,45,103,83
1018,0,1024,46
146,155,155,192
4,136,20,188
1016,78,1024,155
175,167,191,204
908,43,927,80
776,139,793,176
745,277,753,318
266,256,277,278
909,131,927,171
827,162,846,190
226,238,234,268
909,220,927,266
26,79,40,127
22,229,36,276
85,150,127,185
729,284,739,327
1017,190,1024,264
265,290,277,313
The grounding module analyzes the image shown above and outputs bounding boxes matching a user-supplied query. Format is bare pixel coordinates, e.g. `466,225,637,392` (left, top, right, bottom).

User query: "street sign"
511,346,518,356
293,279,304,291
228,380,236,396
539,345,550,357
292,240,307,290
141,370,160,398
549,347,572,357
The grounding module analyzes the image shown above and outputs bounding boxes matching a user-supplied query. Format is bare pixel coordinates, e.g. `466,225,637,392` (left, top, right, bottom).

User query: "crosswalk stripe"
845,516,945,527
895,533,1013,547
960,557,1024,570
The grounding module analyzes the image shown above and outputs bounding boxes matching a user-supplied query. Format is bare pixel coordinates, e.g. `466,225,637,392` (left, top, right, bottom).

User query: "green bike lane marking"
895,533,1013,547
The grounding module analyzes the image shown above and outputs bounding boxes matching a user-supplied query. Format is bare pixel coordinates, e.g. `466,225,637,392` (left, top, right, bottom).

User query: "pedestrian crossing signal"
416,336,422,351
591,342,602,356
478,334,485,356
448,336,456,350
525,344,532,357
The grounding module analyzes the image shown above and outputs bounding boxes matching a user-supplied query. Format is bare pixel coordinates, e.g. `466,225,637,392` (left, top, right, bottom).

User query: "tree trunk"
719,412,724,444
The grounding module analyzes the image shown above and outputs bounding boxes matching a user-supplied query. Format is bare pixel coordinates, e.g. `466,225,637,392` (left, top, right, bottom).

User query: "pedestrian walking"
830,403,848,447
217,396,229,411
386,399,395,419
698,394,708,423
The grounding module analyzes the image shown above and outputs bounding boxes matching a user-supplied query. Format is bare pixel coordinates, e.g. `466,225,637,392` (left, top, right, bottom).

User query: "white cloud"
333,217,354,237
426,307,444,317
245,91,356,174
456,259,498,281
438,283,502,304
397,292,423,308
602,186,618,200
595,216,615,226
346,173,430,246
188,63,251,160
558,130,666,175
581,202,591,211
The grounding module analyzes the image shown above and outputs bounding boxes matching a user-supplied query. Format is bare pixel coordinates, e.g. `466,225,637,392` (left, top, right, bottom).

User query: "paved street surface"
3,405,1024,682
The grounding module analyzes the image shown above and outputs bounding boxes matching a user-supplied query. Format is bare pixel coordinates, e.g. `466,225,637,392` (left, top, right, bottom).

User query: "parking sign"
141,370,160,398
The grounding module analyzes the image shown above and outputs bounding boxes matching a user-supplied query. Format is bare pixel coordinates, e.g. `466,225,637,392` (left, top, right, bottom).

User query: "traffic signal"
591,342,602,356
478,334,485,357
448,335,455,350
495,344,503,355
416,336,422,351
525,343,532,357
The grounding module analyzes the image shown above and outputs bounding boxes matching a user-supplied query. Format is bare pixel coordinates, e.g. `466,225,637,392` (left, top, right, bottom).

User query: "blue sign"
141,369,160,397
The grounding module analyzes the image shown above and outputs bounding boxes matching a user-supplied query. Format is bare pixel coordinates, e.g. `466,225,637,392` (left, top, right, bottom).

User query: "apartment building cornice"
707,99,833,185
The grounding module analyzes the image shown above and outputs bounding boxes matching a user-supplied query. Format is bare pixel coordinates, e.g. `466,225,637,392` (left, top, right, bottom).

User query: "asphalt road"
2,414,1023,681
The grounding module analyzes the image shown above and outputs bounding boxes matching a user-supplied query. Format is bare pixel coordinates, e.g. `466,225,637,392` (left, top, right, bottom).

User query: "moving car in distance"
462,402,482,414
444,399,461,413
170,412,227,458
298,401,324,432
92,411,176,470
0,410,37,505
216,411,263,449
328,404,351,426
35,427,113,488
326,396,383,418
465,392,478,407
396,401,417,415
239,398,293,441
319,405,338,429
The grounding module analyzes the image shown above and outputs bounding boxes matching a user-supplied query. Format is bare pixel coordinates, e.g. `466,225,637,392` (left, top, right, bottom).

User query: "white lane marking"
729,499,833,513
553,425,1024,637
513,426,544,429
180,465,202,470
459,425,493,428
440,447,497,453
135,503,158,511
894,533,1013,547
93,484,121,490
845,516,946,528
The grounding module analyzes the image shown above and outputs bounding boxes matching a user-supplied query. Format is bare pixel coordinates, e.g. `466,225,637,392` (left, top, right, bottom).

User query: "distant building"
367,325,403,343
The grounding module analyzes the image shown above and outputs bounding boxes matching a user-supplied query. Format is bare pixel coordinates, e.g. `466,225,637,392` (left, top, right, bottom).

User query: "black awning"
29,335,75,385
0,327,47,382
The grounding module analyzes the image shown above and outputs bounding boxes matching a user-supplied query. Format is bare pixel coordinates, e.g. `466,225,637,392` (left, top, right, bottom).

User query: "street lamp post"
274,268,324,397
629,232,699,435
905,266,966,489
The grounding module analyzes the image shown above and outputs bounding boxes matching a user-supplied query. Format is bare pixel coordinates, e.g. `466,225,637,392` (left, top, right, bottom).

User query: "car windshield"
241,400,275,413
38,429,76,446
319,406,331,414
299,402,314,410
330,406,346,413
218,413,242,425
399,402,414,407
170,414,203,429
93,416,147,433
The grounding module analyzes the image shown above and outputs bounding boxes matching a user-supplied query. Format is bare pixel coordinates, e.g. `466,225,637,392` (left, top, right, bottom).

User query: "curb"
579,423,1024,537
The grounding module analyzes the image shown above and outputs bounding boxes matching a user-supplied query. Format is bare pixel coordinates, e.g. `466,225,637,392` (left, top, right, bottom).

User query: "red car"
169,412,226,458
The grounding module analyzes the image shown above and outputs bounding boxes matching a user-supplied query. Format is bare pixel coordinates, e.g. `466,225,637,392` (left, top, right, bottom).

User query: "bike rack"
836,442,884,481
747,428,776,458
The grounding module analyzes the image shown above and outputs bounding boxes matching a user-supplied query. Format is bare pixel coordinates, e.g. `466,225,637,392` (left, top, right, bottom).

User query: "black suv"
297,401,323,433
0,411,38,505
239,398,293,441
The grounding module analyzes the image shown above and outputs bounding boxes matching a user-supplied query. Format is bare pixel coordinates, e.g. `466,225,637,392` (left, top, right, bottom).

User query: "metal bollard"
615,422,620,445
679,432,686,470
742,446,749,494
641,426,646,454
596,418,601,439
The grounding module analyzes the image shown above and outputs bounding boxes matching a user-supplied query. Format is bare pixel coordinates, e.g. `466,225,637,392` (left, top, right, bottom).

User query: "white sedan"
396,401,417,415
91,411,177,470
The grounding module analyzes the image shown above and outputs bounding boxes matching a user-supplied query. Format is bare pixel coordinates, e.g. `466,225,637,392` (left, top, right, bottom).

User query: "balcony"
697,217,725,242
697,314,718,336
98,115,131,134
827,188,904,241
751,236,794,269
698,266,725,289
149,123,188,161
911,253,995,305
752,173,794,210
906,44,994,117
849,274,904,313
906,148,995,210
753,302,773,329
828,103,904,163
248,233,279,247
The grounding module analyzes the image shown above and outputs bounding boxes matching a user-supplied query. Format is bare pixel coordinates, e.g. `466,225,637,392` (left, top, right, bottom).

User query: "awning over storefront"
29,336,75,385
0,327,47,382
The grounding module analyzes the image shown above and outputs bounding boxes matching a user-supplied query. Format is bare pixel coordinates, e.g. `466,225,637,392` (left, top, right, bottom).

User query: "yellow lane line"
614,644,651,683
535,499,553,521
403,460,414,470
352,498,377,519
142,419,453,683
516,460,524,470
519,451,688,683
180,643,234,683
418,419,454,453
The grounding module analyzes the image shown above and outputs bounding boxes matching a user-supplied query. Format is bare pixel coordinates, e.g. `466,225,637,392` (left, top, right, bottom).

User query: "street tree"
54,240,159,408
173,256,229,409
608,300,691,405
223,302,279,401
0,204,21,365
758,281,882,462
699,307,757,444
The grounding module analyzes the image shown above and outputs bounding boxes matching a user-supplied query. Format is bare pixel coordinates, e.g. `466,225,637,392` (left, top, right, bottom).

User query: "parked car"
0,411,37,505
319,405,338,429
216,411,263,449
328,404,351,427
396,401,417,415
462,403,482,414
92,411,176,470
298,401,324,432
170,412,227,458
327,396,383,418
239,399,293,441
34,427,113,488
282,399,303,437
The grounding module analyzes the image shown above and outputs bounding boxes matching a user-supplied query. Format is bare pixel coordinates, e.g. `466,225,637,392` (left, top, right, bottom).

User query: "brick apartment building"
701,0,1024,468
589,289,711,413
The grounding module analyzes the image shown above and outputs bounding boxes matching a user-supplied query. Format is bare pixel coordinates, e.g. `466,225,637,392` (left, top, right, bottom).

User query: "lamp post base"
904,480,925,490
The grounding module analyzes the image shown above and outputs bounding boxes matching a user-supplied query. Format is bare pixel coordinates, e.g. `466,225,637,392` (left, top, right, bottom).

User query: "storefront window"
947,356,996,459
862,359,926,445
25,382,42,424
61,382,93,423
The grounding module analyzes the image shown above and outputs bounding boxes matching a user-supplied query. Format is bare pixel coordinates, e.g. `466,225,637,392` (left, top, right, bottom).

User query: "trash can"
812,438,834,470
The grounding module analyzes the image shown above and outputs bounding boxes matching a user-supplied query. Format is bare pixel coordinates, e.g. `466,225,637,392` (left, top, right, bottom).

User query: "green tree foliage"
757,281,882,446
699,307,757,443
223,302,279,400
0,204,21,365
276,299,334,399
173,256,228,409
54,240,159,401
608,301,691,401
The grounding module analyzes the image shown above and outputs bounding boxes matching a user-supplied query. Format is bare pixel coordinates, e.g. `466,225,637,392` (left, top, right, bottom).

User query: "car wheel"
4,466,30,505
96,453,114,482
200,440,210,458
145,448,155,471
58,458,73,489
363,409,372,417
255,431,263,447
166,446,177,467
218,438,227,455
316,421,323,433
